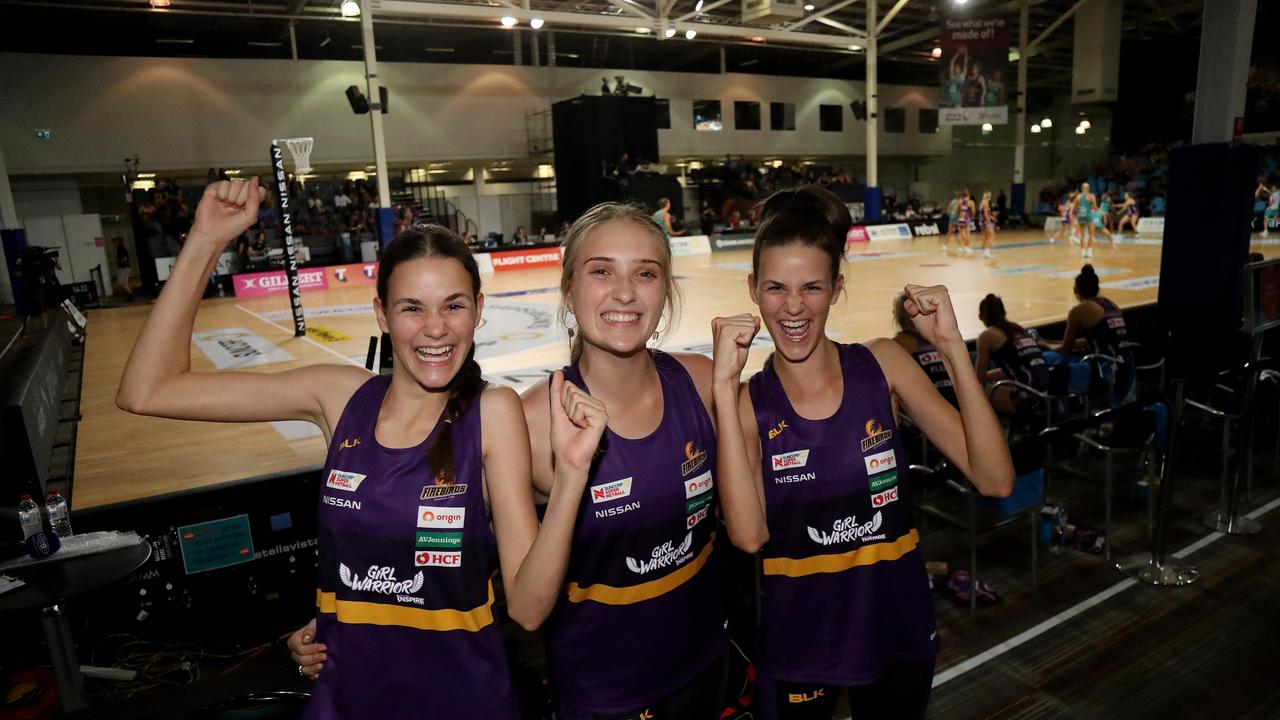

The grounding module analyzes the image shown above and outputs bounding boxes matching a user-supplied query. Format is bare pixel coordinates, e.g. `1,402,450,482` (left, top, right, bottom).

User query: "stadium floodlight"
340,0,360,17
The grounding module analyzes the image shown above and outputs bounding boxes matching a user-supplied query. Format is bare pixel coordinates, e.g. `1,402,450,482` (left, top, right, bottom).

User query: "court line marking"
234,304,363,367
930,494,1280,689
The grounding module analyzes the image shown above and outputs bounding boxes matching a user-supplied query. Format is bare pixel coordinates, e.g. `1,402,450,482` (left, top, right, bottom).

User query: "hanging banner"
939,17,1010,126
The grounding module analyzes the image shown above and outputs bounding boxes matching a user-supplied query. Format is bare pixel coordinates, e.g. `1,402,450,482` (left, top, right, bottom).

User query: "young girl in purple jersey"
118,178,604,720
711,185,1013,720
520,202,729,719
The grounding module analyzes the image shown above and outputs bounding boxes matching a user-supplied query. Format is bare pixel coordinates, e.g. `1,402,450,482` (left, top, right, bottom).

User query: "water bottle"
18,495,42,540
46,490,72,537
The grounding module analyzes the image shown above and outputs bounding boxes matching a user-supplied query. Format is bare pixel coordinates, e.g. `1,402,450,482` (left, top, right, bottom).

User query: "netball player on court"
974,293,1050,421
1116,192,1140,236
942,191,960,253
892,292,957,408
1036,264,1136,406
711,185,1013,720
956,189,975,255
1074,183,1099,259
118,178,605,719
978,190,997,259
1096,192,1115,247
523,202,729,719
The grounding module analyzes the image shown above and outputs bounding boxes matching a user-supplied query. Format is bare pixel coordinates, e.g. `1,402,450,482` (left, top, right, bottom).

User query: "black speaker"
1158,142,1258,377
345,86,389,115
346,85,369,114
552,95,659,222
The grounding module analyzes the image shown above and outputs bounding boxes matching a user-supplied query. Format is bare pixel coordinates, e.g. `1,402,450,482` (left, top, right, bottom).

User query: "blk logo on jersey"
768,420,789,440
421,484,468,500
326,469,366,492
591,477,633,504
626,532,694,574
861,419,893,452
863,449,898,476
807,512,886,546
871,486,899,507
417,506,466,529
681,441,708,476
772,449,810,471
338,437,362,451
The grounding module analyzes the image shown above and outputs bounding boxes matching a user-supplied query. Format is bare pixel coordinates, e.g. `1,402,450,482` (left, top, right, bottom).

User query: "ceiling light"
137,172,157,179
1079,119,1091,129
319,36,331,47
247,41,283,47
155,38,194,44
1075,125,1086,134
424,47,455,52
636,26,652,33
500,16,518,27
686,29,697,39
665,27,677,37
750,35,764,42
530,17,544,28
340,0,360,17
1039,117,1052,128
931,46,941,58
953,0,969,4
1030,124,1042,134
150,0,171,7
1008,49,1020,61
695,0,704,11
981,122,993,134
804,3,815,9
847,44,861,51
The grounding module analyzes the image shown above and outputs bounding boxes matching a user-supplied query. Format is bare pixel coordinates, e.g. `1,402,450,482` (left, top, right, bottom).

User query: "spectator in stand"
513,226,529,245
334,188,352,211
111,237,134,302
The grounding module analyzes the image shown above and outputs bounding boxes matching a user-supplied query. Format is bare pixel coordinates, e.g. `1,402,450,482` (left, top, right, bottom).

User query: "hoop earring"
564,311,577,340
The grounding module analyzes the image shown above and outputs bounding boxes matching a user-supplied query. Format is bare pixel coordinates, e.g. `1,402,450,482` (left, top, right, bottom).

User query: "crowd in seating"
1036,143,1171,218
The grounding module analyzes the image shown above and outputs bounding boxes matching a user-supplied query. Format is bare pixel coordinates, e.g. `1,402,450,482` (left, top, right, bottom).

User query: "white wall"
12,179,84,222
0,52,950,174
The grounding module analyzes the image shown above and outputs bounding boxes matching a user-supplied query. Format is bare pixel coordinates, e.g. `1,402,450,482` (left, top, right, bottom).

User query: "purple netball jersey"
550,351,728,714
305,375,519,720
748,343,939,686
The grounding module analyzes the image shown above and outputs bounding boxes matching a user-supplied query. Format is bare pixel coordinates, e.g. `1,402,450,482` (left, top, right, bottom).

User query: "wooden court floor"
73,229,1280,509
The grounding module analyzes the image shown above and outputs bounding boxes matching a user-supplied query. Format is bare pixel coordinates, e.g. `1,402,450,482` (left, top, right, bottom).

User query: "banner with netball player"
939,17,1010,126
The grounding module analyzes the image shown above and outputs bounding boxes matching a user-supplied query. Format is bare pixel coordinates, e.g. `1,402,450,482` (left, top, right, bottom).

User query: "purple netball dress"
991,328,1050,391
747,343,939,687
305,375,519,720
550,350,728,715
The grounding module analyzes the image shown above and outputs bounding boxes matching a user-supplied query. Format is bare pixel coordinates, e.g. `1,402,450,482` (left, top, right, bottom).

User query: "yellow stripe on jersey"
316,581,495,632
763,529,919,578
566,534,716,605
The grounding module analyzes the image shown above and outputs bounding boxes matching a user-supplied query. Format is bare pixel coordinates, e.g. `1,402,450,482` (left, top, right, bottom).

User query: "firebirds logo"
681,441,708,476
861,419,893,452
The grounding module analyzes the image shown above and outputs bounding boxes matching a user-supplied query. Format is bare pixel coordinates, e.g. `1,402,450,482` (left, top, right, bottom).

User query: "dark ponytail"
427,345,486,485
752,185,850,282
377,224,487,485
1074,263,1100,298
979,293,1028,341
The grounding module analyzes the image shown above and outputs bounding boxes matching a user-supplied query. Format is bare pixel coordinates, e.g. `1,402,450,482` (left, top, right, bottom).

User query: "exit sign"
35,129,52,140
